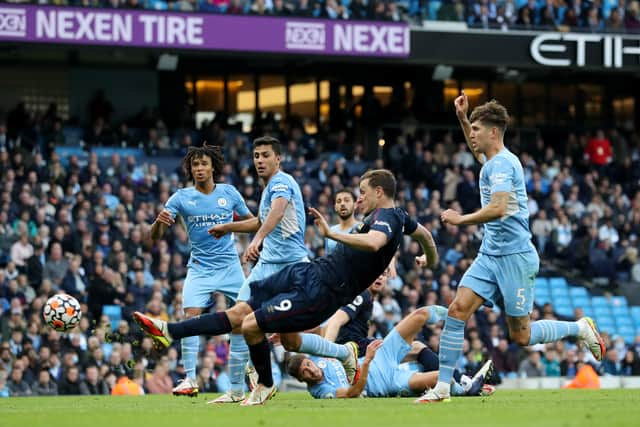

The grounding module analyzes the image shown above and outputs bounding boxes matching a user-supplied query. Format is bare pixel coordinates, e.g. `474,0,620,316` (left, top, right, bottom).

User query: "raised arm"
309,207,388,252
411,223,439,269
455,91,485,165
335,340,382,398
149,210,174,241
244,197,288,261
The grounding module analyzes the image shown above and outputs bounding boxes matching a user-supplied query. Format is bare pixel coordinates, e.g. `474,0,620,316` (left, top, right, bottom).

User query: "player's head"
334,188,356,221
468,100,509,154
181,143,224,185
369,267,390,295
287,354,323,384
358,169,396,214
253,136,282,180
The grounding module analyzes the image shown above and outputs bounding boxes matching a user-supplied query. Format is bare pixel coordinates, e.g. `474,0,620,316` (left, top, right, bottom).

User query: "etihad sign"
530,33,640,68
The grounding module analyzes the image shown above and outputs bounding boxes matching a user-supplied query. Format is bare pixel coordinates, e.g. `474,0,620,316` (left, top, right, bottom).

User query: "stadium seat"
615,316,634,327
595,317,616,334
631,306,640,321
554,303,574,318
616,325,636,343
535,289,551,306
549,277,568,290
568,287,589,298
571,296,591,310
593,306,611,317
591,296,610,308
612,306,630,318
102,305,123,331
534,277,549,291
611,296,628,308
551,288,570,299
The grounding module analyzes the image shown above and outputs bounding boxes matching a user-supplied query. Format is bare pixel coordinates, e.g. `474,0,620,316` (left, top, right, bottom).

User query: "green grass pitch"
2,390,640,427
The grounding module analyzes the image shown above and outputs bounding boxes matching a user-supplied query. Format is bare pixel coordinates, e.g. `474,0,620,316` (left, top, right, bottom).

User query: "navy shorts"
248,262,341,333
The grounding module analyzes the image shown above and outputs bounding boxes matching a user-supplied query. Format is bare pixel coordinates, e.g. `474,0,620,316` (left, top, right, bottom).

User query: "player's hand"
155,210,175,227
309,207,330,238
364,339,383,363
208,223,228,238
268,333,281,346
244,236,263,263
415,254,428,268
454,91,469,119
441,209,463,226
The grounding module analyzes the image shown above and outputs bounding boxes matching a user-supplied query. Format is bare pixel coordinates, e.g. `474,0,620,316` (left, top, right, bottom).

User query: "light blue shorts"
460,249,540,317
183,263,245,309
236,257,309,302
364,328,415,397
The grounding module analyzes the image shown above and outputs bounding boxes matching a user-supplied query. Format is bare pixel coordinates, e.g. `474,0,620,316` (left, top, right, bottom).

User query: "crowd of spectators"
1,87,640,398
3,0,640,33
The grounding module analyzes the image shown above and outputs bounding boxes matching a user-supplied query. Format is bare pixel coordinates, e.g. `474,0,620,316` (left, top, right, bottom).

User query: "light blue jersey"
478,148,534,255
166,184,249,307
308,329,416,399
325,223,355,254
308,356,351,399
258,171,307,263
165,184,250,271
462,148,540,317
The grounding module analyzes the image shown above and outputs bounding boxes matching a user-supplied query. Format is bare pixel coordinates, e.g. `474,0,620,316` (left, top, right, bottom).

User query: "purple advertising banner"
0,5,410,57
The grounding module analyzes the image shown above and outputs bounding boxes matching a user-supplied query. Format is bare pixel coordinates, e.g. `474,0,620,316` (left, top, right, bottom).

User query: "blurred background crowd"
1,84,640,397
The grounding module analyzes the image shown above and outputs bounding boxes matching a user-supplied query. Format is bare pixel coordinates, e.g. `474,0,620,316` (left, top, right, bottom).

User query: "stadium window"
612,96,635,127
521,83,546,127
579,84,603,125
443,79,459,111
317,80,330,131
548,84,576,126
491,82,517,126
373,86,393,107
258,75,286,117
190,77,225,112
228,74,256,133
461,80,487,106
289,78,321,133
404,81,414,110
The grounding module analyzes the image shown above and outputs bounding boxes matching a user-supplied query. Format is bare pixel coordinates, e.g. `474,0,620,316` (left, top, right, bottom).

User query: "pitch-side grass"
1,389,639,427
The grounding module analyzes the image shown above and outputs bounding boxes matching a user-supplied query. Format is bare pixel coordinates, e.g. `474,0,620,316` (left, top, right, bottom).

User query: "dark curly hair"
181,143,225,182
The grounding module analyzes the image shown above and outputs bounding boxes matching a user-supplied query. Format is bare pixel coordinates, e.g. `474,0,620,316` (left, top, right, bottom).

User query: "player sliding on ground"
287,305,495,399
415,93,606,403
134,169,439,405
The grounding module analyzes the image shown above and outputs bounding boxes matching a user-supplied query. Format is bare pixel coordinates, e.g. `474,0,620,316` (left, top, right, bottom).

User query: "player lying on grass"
286,307,495,399
133,169,439,405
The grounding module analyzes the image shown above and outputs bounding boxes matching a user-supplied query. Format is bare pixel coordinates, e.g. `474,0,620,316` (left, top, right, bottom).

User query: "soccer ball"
43,294,82,332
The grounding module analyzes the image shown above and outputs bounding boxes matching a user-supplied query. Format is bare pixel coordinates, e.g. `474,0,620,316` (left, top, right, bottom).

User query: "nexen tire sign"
531,33,640,68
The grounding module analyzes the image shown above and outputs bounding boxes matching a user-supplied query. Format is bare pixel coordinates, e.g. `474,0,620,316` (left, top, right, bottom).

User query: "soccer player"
134,169,439,405
416,93,606,403
287,306,494,399
148,144,253,397
207,136,310,403
325,188,358,254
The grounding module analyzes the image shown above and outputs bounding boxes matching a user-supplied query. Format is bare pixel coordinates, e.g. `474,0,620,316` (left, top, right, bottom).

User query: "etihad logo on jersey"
187,212,232,227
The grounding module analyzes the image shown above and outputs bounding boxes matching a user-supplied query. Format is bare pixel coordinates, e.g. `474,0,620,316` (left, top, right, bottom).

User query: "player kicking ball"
134,169,439,405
